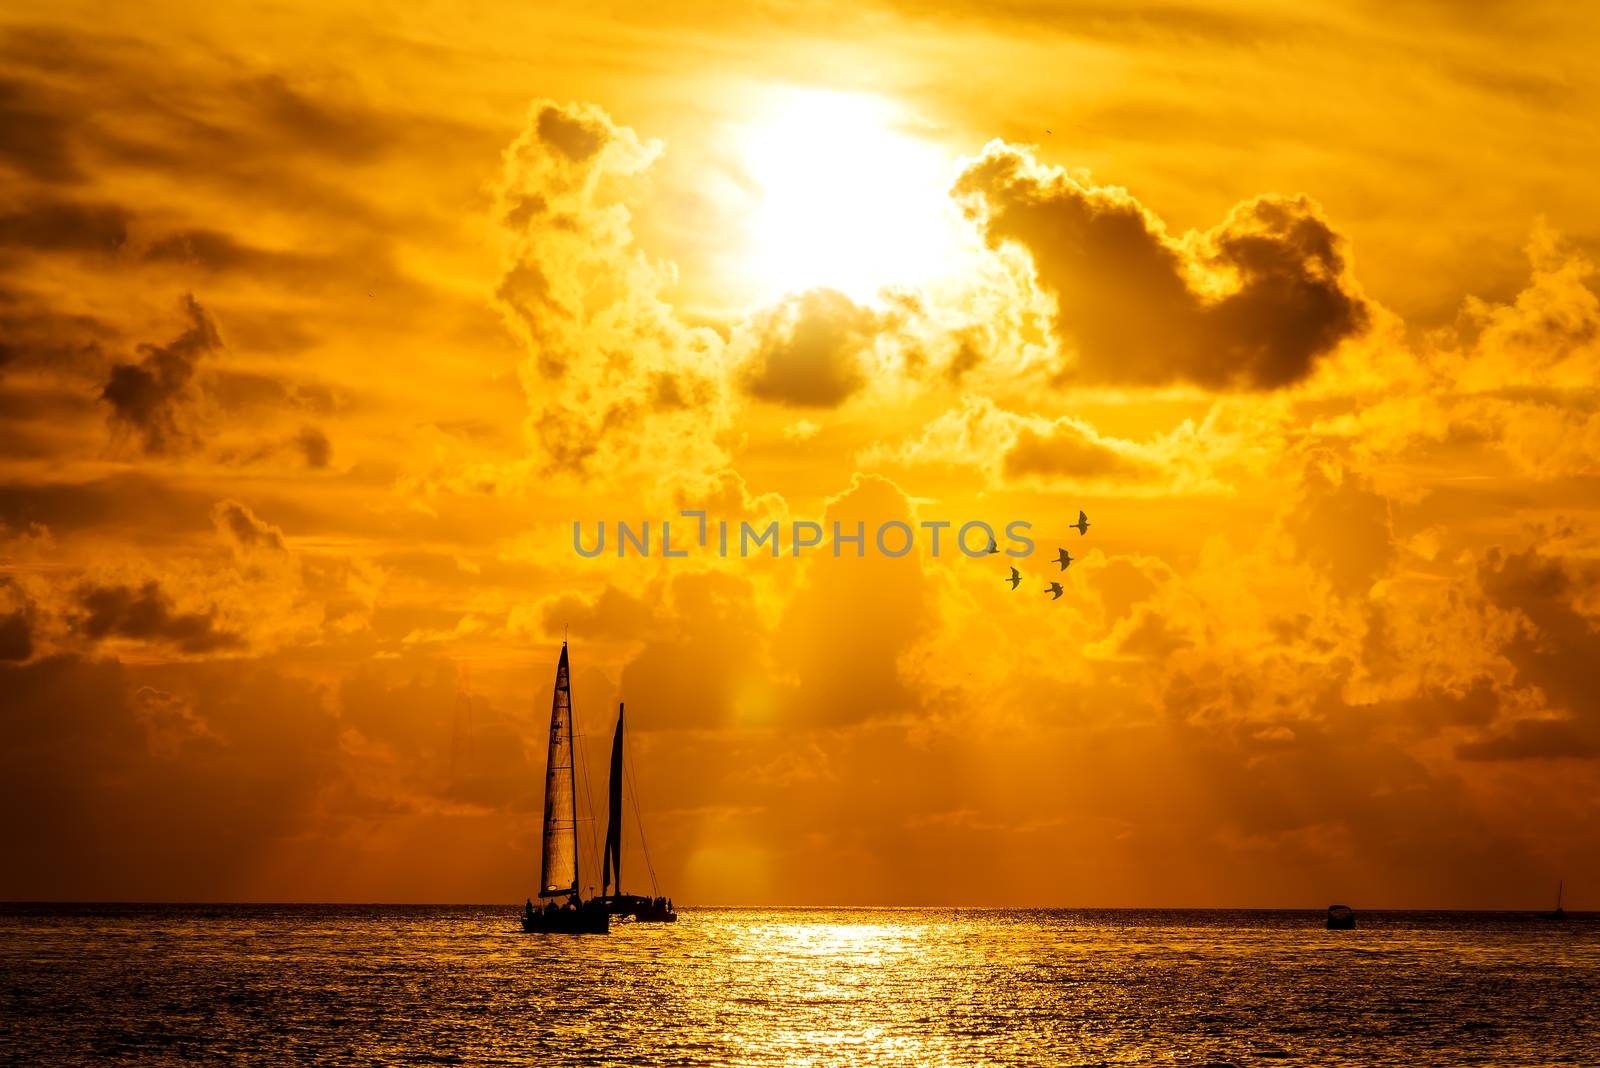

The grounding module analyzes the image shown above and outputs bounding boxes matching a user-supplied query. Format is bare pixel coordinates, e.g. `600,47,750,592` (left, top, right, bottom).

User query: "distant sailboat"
1537,880,1568,921
1325,904,1356,930
600,703,677,923
520,642,608,934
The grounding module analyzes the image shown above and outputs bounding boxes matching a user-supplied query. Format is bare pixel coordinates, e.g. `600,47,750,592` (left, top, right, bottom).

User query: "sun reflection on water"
3,905,1597,1066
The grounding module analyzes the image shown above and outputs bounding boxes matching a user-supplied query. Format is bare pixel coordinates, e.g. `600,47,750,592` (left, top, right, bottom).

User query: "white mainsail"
538,643,578,897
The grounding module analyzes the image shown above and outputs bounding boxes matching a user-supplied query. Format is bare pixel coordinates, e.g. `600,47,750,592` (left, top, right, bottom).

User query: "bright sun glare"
740,90,966,304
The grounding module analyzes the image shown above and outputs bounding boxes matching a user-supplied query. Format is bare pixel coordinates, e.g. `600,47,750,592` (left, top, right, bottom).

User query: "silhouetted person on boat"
524,899,534,923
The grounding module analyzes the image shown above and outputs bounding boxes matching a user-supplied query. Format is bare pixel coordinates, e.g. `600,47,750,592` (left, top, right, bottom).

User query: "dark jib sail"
602,704,624,896
539,643,578,898
598,700,677,923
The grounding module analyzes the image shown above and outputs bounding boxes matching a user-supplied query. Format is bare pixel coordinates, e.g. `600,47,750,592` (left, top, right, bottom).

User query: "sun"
737,89,967,304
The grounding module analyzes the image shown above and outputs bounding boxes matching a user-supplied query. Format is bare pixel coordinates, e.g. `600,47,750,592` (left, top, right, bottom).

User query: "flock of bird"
991,510,1090,601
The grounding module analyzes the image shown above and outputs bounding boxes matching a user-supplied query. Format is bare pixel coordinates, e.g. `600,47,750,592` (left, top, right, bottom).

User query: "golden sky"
2,1,1598,906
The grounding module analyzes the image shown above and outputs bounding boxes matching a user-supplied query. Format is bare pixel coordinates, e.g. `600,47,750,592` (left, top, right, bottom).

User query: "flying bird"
986,536,1000,554
1046,582,1064,600
1072,510,1090,536
1007,566,1022,589
1056,548,1074,570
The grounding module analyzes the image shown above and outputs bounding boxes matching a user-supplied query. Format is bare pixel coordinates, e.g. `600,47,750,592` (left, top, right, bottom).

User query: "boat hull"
521,902,610,934
604,894,678,923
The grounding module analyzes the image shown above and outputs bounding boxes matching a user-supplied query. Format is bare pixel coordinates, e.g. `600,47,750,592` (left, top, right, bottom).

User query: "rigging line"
571,696,603,898
622,742,659,897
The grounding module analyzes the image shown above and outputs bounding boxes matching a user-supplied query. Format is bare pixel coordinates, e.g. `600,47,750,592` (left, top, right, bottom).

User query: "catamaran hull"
604,894,677,923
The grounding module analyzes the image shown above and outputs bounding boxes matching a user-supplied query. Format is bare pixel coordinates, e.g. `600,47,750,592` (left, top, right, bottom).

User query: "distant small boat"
1537,880,1568,921
1326,904,1356,930
598,702,677,923
521,642,608,935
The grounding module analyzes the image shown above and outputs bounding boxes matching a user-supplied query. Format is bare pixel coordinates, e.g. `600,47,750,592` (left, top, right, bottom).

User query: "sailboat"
1537,880,1568,921
520,642,608,934
600,702,677,923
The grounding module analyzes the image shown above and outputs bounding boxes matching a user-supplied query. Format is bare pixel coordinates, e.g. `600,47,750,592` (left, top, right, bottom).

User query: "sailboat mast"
568,658,579,899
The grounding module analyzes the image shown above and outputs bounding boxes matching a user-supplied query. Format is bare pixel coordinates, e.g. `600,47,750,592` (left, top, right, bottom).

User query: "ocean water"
2,906,1596,1066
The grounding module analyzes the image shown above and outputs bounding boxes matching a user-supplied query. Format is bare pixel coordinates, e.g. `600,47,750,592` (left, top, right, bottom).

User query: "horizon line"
1,899,1587,913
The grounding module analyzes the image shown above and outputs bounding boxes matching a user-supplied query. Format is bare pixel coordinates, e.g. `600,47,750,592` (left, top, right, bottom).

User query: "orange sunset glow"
3,1,1599,912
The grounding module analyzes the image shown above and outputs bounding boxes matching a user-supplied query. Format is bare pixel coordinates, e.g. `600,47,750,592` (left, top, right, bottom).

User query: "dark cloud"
100,293,219,454
74,580,240,654
0,284,116,372
236,73,392,163
0,26,496,234
1003,421,1152,480
1456,718,1598,761
742,288,878,407
883,0,1319,46
1463,548,1600,760
0,77,79,182
1110,605,1193,659
141,227,314,275
535,104,605,161
0,471,215,534
209,370,338,415
0,197,127,253
0,383,102,459
0,611,30,661
296,425,331,468
954,145,1368,389
0,577,34,661
211,499,287,554
1283,457,1394,595
0,655,339,900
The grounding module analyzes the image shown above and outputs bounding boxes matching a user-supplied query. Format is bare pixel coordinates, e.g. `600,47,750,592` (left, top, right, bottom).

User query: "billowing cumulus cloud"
954,143,1369,389
495,100,728,483
865,394,1222,493
1004,420,1156,481
740,288,880,407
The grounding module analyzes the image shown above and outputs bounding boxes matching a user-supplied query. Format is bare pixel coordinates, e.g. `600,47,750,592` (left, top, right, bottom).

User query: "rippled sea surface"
3,906,1597,1066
